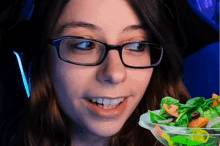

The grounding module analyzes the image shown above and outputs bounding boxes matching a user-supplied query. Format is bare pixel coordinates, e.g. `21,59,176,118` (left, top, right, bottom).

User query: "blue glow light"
13,51,30,98
21,0,34,20
188,0,219,31
27,4,34,20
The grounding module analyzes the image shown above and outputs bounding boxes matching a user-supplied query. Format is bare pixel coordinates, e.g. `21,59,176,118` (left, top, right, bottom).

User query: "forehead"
55,0,142,34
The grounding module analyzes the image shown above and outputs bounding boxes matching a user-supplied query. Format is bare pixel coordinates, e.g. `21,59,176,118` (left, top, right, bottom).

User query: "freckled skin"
49,0,153,145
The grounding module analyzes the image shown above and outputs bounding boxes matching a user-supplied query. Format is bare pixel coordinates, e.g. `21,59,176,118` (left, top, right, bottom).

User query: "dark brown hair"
9,0,191,145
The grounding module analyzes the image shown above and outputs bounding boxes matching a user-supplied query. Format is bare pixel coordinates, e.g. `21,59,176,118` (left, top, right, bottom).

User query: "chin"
87,121,124,137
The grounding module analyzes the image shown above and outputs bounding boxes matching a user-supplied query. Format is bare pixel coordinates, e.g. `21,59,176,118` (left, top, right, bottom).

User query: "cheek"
51,67,76,109
52,65,84,99
51,58,97,104
122,68,153,121
51,64,94,121
49,53,79,108
128,68,153,99
128,68,153,84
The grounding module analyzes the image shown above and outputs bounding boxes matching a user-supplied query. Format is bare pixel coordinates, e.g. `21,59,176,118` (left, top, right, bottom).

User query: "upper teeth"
90,97,125,105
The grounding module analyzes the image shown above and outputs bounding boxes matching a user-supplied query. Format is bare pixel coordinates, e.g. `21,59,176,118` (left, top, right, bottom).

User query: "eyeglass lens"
59,38,162,67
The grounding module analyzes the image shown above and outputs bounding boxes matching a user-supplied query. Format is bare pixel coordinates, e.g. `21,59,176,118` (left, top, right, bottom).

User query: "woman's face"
50,0,153,138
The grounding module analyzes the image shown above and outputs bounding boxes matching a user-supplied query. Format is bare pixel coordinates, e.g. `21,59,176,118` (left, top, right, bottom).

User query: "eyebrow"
57,21,146,34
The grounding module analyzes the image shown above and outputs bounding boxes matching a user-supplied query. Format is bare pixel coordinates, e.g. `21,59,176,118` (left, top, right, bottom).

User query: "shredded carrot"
212,93,219,99
163,103,179,117
170,105,178,111
163,103,169,110
153,125,163,138
213,100,218,107
188,117,209,128
171,111,179,117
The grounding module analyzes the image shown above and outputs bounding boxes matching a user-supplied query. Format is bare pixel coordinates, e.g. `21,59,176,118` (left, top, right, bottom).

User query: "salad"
148,93,220,146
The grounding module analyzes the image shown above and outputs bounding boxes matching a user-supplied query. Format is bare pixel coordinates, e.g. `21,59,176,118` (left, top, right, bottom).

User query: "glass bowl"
139,110,220,146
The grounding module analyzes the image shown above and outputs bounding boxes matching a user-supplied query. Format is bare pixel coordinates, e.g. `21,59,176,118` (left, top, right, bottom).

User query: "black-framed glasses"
48,36,163,69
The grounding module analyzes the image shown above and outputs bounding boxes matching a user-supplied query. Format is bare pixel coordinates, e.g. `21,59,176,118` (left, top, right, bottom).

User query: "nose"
96,50,127,84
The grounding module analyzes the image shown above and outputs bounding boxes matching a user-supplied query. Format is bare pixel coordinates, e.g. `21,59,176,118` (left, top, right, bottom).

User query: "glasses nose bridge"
105,44,123,57
102,44,124,64
106,44,123,52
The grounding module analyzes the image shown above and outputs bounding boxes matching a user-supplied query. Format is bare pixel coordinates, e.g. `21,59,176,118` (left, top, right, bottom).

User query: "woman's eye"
72,41,95,50
129,43,145,51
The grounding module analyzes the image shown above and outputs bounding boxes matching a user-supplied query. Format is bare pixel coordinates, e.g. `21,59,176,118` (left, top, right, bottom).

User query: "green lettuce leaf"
182,97,206,108
202,108,219,123
213,105,220,115
174,113,189,127
148,110,166,123
201,99,214,110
